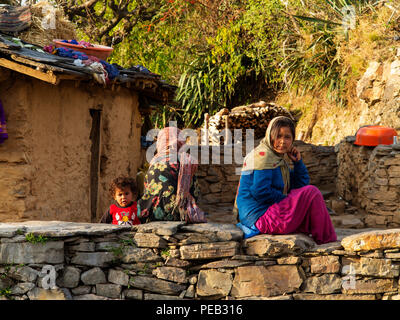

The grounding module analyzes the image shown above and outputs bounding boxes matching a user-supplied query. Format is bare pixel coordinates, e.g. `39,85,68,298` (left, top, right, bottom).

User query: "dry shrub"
18,1,77,47
336,5,399,80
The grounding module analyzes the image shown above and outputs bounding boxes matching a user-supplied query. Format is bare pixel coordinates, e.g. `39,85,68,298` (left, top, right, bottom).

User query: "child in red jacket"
100,176,140,226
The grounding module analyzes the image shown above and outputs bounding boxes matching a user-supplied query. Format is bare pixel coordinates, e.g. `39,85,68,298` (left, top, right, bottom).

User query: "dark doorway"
89,109,101,222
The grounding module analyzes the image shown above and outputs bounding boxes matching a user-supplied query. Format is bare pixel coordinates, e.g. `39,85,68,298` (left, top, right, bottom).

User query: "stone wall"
196,140,337,223
2,221,400,300
337,139,400,228
0,74,142,223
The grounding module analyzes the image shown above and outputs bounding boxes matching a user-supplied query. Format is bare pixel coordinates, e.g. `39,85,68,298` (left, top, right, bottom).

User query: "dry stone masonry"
337,138,400,228
196,140,337,224
1,221,400,300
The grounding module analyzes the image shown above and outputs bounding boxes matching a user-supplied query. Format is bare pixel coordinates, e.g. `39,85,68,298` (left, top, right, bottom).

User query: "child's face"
114,187,134,207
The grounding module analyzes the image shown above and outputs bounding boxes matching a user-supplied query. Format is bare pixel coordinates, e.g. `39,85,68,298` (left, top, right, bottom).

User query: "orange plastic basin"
354,125,398,146
53,39,113,60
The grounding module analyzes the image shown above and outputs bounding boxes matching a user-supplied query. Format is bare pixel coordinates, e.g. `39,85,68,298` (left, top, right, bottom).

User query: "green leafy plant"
0,287,12,299
160,248,170,258
25,233,48,244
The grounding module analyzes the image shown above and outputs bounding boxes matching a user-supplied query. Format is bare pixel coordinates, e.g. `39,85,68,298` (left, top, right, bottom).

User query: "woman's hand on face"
287,146,301,162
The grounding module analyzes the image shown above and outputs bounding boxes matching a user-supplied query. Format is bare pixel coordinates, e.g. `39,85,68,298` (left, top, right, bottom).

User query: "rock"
180,241,239,260
95,242,120,251
0,221,130,238
277,257,302,265
153,267,187,284
185,285,195,298
80,267,106,285
3,266,38,282
123,289,143,300
73,294,111,300
122,247,162,263
27,287,69,300
231,265,303,298
342,278,397,294
0,277,14,290
71,252,115,267
129,276,186,295
71,286,92,295
179,223,243,241
331,215,364,229
197,269,233,297
198,259,253,269
331,199,346,215
133,233,167,248
132,221,185,236
108,269,129,286
144,293,181,300
342,257,399,278
10,282,35,295
0,241,64,264
67,242,96,252
164,257,191,268
302,274,342,294
310,256,340,273
293,293,376,300
306,241,343,254
96,284,122,299
341,229,400,252
243,233,315,257
60,266,81,288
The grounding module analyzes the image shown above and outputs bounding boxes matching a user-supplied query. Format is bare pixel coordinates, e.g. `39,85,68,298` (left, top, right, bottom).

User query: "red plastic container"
52,39,113,60
354,125,398,146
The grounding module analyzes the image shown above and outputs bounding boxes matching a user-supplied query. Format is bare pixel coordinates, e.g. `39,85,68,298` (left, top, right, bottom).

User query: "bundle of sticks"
203,101,295,145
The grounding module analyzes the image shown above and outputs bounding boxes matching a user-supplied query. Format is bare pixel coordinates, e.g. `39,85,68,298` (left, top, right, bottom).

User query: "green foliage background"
75,0,395,128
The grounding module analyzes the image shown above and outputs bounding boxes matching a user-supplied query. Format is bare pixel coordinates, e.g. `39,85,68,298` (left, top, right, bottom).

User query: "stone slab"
179,223,243,241
231,265,303,298
0,241,64,264
341,229,400,252
242,233,315,257
132,221,185,236
0,221,130,238
129,276,186,295
71,252,115,267
180,241,239,260
197,269,233,297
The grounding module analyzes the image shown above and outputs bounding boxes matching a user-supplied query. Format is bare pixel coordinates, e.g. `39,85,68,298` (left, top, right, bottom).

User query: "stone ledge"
1,221,400,300
0,221,131,238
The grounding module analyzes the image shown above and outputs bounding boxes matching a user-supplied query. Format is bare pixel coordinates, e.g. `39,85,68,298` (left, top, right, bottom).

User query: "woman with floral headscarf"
235,116,336,244
137,127,206,223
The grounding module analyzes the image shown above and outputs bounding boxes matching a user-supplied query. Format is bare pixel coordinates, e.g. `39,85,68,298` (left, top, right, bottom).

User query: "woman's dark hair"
269,117,295,145
109,176,137,198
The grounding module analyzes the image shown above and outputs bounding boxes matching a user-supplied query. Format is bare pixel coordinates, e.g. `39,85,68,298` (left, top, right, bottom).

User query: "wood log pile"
203,101,295,145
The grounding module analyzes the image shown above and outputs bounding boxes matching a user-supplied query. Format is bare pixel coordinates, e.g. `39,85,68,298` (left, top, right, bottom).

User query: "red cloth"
109,202,140,226
255,185,337,245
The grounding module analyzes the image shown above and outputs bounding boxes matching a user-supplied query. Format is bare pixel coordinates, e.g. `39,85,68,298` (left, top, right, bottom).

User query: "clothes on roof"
44,44,120,83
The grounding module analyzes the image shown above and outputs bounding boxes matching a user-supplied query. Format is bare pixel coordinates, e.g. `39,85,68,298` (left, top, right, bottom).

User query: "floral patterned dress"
137,160,200,223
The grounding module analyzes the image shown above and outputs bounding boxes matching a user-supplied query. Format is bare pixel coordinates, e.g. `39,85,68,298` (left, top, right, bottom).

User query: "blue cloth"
55,47,89,60
237,159,310,228
100,61,120,80
236,222,260,239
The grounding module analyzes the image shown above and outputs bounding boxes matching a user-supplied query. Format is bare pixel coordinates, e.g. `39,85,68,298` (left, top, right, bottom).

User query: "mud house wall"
0,73,142,223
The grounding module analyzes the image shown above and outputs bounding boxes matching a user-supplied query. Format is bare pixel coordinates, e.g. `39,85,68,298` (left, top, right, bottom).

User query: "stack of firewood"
202,101,295,145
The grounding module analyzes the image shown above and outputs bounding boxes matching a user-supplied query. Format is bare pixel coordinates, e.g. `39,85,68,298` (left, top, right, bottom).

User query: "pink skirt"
255,185,337,245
